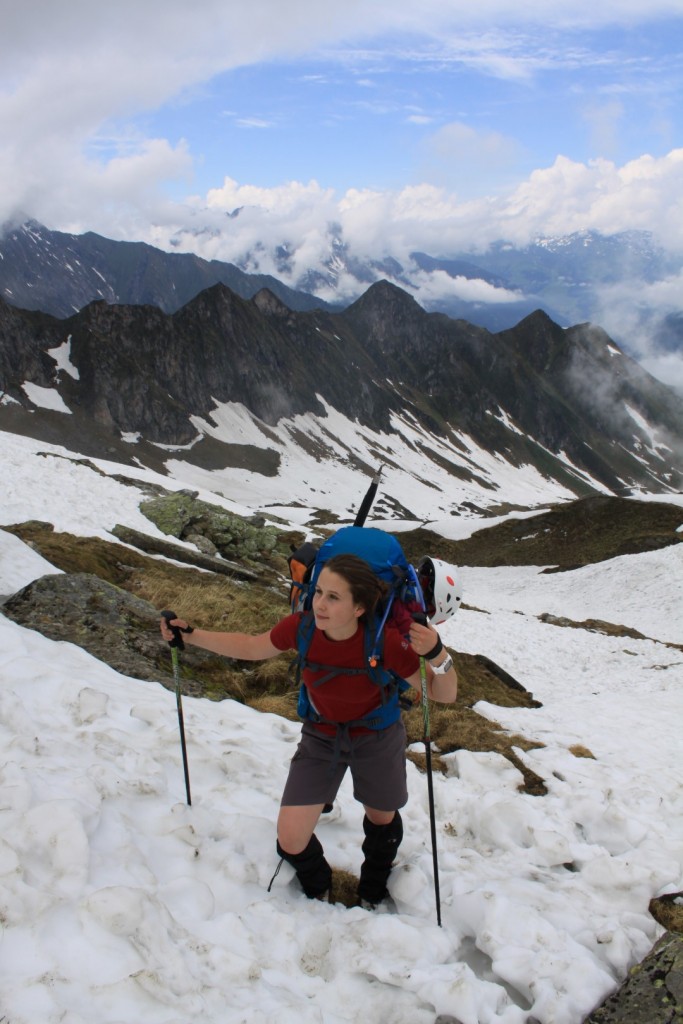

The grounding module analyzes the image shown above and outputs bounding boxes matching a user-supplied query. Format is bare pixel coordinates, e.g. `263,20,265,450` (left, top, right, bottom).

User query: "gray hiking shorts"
280,720,408,812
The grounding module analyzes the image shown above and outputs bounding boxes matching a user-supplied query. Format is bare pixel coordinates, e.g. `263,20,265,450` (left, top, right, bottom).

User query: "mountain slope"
341,283,683,494
0,220,329,317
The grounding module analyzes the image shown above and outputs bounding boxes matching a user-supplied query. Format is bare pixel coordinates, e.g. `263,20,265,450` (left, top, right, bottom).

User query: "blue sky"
1,1,683,266
149,18,682,201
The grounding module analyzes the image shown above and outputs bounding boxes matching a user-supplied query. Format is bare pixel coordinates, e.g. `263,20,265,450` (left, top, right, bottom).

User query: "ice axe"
353,465,383,527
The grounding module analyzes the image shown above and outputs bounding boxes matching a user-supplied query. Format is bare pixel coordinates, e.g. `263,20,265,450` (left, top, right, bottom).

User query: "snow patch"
47,335,80,380
21,381,72,414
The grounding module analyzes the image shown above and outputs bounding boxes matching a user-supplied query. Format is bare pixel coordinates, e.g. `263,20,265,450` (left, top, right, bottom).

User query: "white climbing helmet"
417,557,463,624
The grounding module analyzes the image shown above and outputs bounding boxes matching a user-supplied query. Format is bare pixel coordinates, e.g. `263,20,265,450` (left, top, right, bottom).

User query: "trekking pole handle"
161,609,185,650
412,610,428,626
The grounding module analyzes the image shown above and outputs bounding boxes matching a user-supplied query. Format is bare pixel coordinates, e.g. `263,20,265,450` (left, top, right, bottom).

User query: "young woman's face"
312,567,364,640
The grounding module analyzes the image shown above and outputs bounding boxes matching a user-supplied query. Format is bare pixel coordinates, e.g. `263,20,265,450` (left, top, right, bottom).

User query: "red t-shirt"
270,613,419,728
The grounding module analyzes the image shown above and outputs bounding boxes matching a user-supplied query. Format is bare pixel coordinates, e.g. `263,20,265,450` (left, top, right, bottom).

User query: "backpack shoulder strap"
293,610,316,685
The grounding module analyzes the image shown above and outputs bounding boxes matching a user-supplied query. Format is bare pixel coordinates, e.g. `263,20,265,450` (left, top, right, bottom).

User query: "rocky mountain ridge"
2,221,681,347
2,278,683,509
0,220,329,319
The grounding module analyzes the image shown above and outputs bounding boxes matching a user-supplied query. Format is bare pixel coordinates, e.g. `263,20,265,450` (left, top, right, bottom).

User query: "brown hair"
321,554,389,619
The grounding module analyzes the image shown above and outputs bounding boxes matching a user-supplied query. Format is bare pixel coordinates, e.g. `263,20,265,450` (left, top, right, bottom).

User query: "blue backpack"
288,526,424,731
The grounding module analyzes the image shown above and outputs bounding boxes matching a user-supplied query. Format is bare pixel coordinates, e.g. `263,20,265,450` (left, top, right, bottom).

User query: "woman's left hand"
407,620,440,658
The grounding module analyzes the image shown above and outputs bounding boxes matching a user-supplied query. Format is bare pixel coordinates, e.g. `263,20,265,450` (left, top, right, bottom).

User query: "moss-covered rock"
582,932,683,1023
140,492,281,561
2,571,227,697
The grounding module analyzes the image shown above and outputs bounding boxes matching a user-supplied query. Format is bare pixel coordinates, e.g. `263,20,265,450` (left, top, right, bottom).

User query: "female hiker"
160,553,458,907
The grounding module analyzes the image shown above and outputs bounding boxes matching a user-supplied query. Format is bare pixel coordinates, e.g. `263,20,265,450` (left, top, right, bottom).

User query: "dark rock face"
0,300,59,395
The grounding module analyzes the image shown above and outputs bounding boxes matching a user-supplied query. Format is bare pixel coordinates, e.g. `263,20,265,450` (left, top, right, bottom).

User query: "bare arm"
160,617,281,661
405,664,458,703
405,620,458,704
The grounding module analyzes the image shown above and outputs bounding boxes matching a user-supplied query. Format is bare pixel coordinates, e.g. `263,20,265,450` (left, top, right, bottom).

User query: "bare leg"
276,803,331,899
277,803,325,854
363,805,396,826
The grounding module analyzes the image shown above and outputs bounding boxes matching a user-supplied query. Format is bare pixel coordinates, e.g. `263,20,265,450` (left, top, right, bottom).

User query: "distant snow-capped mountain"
0,220,330,319
0,220,675,327
201,216,676,329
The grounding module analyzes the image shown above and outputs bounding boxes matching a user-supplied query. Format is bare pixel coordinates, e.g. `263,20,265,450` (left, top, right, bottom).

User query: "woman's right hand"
160,615,190,643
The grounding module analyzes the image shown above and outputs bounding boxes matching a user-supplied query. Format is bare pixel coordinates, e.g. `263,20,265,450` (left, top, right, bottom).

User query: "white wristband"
430,653,453,675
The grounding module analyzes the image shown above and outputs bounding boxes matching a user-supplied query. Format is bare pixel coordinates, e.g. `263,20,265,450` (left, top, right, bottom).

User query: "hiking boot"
276,834,332,900
357,811,403,906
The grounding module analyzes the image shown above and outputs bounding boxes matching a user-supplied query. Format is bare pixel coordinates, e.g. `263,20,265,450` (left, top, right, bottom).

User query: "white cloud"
497,151,683,249
197,178,341,275
206,177,336,215
592,270,683,381
640,351,683,394
185,150,683,263
235,118,274,129
409,269,524,305
2,2,683,264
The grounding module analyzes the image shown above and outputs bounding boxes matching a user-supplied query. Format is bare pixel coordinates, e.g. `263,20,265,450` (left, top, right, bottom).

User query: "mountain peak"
347,278,422,313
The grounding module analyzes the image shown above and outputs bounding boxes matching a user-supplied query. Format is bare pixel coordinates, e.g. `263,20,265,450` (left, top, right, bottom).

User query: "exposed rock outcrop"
110,524,258,580
582,932,683,1023
2,572,219,694
138,492,281,563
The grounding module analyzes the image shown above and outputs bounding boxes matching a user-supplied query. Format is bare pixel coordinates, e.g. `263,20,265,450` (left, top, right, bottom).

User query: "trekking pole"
413,611,442,927
161,610,192,806
353,465,383,527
